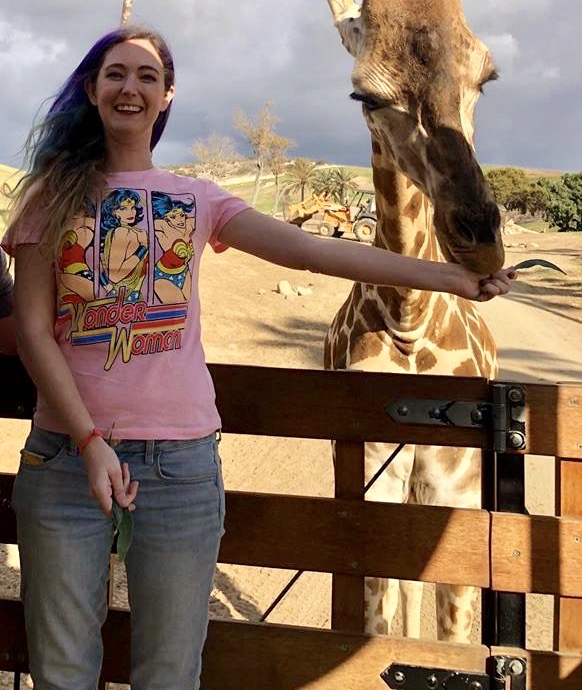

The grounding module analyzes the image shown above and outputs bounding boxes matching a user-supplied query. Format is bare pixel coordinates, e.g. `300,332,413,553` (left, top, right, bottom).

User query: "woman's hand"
81,437,139,516
451,265,517,302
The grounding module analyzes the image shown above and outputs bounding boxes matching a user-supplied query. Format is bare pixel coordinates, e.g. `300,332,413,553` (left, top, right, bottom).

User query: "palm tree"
330,167,359,204
283,159,318,202
312,169,339,200
120,0,133,25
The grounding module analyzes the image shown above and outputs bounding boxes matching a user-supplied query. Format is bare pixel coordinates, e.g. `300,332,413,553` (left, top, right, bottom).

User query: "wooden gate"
1,357,582,688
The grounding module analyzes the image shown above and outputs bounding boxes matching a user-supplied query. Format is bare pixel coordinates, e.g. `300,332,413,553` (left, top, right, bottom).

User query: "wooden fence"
1,357,582,688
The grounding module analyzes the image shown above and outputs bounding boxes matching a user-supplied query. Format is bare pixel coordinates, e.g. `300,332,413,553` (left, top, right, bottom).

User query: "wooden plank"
211,363,491,445
557,459,582,650
215,492,492,586
0,600,489,688
4,359,582,458
201,619,487,690
332,441,365,632
221,492,491,585
0,474,491,586
492,646,582,690
491,512,582,596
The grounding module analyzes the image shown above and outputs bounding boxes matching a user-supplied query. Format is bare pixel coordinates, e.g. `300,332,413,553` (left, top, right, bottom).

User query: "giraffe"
323,0,504,642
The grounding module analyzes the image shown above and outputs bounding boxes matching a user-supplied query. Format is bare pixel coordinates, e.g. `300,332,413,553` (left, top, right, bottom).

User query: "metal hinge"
381,656,527,690
385,382,526,453
381,664,489,689
487,656,527,690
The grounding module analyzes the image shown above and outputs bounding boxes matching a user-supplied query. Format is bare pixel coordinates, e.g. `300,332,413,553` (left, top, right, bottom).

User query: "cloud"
1,0,581,172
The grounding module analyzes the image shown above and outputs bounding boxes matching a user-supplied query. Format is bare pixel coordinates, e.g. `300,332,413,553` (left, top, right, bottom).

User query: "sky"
1,0,580,172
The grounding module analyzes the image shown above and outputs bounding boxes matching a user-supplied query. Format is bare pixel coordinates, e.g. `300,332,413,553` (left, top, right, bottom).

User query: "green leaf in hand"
514,259,567,275
112,501,134,563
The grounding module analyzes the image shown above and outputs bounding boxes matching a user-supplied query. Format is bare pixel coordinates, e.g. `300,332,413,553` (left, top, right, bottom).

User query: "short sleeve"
203,180,250,253
0,249,13,318
0,200,46,255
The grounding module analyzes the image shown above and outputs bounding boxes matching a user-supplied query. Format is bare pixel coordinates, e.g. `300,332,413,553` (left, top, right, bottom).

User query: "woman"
2,25,515,690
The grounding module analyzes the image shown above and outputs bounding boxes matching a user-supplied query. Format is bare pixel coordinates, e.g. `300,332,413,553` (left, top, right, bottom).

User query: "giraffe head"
327,0,504,273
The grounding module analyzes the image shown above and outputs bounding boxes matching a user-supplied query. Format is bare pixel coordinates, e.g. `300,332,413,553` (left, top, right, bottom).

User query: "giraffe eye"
350,91,383,111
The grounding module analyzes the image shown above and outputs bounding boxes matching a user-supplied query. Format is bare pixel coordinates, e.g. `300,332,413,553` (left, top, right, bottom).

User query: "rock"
296,286,313,296
257,288,267,295
277,280,296,297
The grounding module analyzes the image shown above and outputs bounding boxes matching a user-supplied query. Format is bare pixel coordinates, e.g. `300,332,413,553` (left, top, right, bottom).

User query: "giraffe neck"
363,143,447,338
325,138,496,376
371,151,439,264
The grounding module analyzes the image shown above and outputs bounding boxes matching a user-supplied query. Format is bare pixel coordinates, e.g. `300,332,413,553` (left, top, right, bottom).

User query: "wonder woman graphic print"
56,185,198,371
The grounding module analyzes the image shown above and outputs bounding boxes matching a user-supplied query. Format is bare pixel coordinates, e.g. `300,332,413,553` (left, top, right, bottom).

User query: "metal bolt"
471,409,483,423
508,388,524,404
575,536,582,544
426,674,438,689
393,670,406,684
470,683,483,690
508,659,524,675
508,431,525,449
429,407,442,419
350,561,359,570
512,550,521,558
397,406,409,417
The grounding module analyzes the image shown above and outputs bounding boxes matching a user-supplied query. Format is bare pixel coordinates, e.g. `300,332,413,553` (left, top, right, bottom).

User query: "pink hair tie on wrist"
78,428,103,453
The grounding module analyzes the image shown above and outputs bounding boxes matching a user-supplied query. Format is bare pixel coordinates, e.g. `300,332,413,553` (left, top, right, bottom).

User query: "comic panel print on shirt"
56,187,198,372
57,197,97,306
152,191,196,305
99,188,149,304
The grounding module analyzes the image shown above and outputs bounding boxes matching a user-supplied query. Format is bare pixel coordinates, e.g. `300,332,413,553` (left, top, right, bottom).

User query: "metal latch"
381,664,489,689
385,383,526,453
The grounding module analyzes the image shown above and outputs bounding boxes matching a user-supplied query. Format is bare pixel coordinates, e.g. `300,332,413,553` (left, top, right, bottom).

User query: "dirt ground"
2,229,582,688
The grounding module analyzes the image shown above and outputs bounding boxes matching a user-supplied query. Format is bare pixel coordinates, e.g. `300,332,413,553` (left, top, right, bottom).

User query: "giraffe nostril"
453,203,501,244
453,211,476,242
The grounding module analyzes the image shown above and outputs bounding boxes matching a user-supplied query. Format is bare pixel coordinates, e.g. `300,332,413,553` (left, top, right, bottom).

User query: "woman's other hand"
82,438,139,516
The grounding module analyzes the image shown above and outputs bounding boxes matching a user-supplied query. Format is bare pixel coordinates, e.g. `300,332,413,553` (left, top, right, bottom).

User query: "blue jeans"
13,427,225,690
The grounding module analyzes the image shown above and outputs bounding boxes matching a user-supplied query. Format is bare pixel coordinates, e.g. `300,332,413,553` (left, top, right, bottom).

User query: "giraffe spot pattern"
416,347,438,372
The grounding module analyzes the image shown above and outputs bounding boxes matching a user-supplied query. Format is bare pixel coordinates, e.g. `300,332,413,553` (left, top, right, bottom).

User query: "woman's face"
86,39,174,146
114,198,137,225
167,208,187,229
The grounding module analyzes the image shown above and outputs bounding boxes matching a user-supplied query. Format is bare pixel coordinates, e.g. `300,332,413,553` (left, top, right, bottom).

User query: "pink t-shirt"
2,168,249,439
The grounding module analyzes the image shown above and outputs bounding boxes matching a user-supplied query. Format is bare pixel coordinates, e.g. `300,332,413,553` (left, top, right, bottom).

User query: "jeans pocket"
155,434,218,483
20,427,70,471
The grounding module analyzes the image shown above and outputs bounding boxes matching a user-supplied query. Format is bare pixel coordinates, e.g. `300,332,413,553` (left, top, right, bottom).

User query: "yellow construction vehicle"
287,189,377,243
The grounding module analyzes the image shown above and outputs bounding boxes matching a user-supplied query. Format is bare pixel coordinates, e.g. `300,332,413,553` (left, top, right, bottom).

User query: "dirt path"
2,230,581,688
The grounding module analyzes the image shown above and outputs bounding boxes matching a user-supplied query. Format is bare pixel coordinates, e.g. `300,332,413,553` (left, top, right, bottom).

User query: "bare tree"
191,133,239,181
266,134,295,215
234,101,293,208
120,0,133,25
